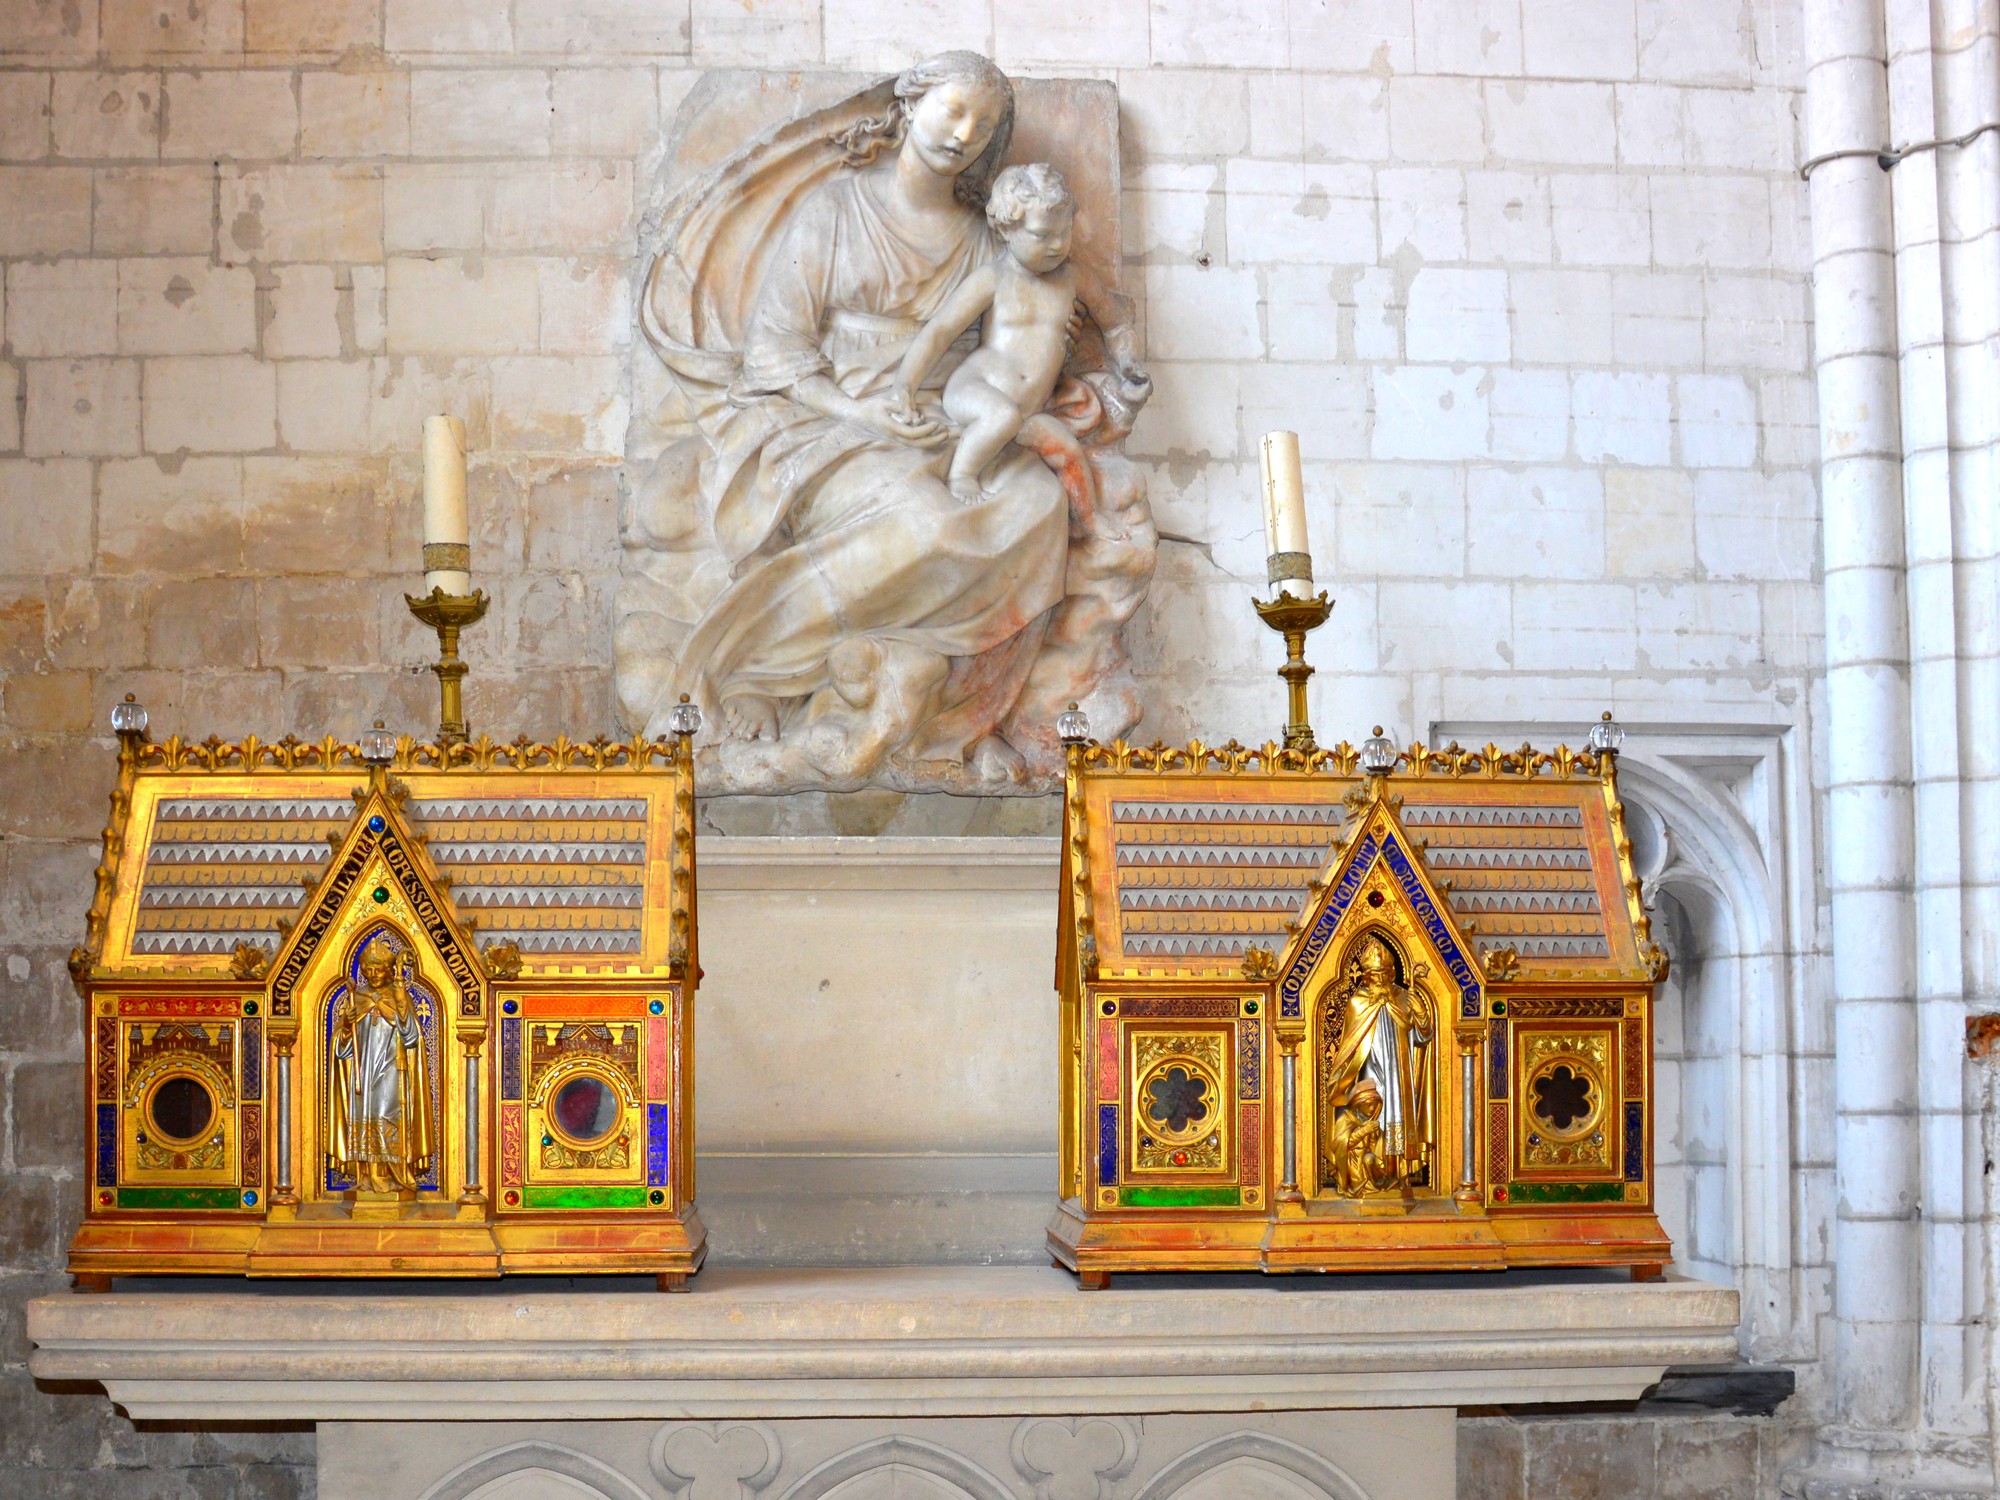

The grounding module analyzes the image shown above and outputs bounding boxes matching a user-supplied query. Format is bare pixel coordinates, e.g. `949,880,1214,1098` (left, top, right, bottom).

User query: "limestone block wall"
0,1,1822,1496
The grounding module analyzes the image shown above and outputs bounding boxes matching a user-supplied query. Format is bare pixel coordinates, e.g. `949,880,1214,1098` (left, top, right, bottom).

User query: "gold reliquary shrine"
66,722,705,1287
1049,729,1673,1286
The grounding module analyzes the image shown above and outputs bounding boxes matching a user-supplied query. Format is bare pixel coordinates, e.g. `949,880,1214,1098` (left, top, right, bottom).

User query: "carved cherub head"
986,163,1075,276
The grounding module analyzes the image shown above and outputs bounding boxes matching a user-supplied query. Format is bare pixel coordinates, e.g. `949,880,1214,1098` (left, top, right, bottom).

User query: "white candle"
1259,430,1311,596
421,414,470,595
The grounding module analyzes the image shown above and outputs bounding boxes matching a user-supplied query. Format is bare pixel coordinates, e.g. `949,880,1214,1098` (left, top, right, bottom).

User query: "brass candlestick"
1253,589,1333,752
405,587,490,743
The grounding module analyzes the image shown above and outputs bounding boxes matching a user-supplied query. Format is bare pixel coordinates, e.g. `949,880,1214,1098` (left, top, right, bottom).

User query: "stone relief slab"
325,1412,1442,1500
618,54,1155,797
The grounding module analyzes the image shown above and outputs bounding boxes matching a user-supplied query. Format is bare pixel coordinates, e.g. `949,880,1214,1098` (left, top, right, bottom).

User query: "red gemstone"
1172,1150,1188,1166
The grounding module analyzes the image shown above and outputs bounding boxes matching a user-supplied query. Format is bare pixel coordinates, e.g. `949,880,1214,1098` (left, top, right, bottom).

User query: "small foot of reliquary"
657,1272,690,1293
1077,1269,1112,1291
1631,1263,1666,1282
71,1273,113,1294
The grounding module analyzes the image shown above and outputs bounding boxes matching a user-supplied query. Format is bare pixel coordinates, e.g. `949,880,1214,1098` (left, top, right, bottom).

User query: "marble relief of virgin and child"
617,52,1158,794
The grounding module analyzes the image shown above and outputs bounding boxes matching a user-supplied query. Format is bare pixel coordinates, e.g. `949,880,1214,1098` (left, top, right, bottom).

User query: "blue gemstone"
502,999,518,1015
367,814,385,833
243,1190,258,1206
647,999,664,1016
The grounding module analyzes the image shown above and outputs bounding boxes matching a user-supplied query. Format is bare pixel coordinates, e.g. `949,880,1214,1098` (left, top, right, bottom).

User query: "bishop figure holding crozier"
1321,937,1437,1196
329,932,436,1197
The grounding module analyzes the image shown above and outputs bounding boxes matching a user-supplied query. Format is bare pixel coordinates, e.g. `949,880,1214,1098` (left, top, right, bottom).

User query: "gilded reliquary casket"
1049,733,1672,1284
66,727,704,1287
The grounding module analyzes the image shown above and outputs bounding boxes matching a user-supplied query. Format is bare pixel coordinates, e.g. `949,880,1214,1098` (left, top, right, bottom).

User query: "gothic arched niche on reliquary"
1307,918,1447,1203
309,918,448,1204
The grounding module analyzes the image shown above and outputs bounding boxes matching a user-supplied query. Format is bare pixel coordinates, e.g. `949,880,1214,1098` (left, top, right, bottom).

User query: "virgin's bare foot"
967,733,1028,783
721,694,780,740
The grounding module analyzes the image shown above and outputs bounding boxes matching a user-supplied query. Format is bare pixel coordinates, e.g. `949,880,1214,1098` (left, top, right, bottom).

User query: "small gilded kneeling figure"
329,934,435,1193
1326,1079,1397,1195
891,161,1149,504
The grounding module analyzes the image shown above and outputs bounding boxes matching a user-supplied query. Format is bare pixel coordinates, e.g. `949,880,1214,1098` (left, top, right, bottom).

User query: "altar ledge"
29,1264,1738,1423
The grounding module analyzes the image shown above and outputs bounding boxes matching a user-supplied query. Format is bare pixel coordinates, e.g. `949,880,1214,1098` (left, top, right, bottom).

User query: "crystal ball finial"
359,719,397,764
668,693,702,739
1358,725,1398,774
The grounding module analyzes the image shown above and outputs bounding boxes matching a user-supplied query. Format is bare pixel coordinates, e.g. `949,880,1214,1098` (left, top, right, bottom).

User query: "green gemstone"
371,886,390,904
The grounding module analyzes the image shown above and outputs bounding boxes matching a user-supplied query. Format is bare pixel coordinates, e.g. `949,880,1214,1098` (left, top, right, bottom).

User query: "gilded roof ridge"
126,732,684,775
1077,737,1610,779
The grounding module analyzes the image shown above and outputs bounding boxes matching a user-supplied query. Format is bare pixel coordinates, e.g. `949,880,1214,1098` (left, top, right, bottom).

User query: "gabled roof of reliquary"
1062,738,1667,989
74,734,694,988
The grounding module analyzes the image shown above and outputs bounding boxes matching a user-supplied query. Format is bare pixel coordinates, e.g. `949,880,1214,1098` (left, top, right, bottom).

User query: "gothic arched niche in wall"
620,53,1156,797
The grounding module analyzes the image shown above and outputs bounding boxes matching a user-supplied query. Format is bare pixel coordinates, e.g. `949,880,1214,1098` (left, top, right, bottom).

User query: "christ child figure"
891,162,1148,504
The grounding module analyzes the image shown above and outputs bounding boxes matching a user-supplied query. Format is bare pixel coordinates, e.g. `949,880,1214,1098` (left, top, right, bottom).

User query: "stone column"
1803,0,1922,1434
1932,0,2000,1439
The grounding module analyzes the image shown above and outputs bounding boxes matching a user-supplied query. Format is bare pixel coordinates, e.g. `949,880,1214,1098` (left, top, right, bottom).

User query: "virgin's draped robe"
329,966,434,1190
672,172,1069,763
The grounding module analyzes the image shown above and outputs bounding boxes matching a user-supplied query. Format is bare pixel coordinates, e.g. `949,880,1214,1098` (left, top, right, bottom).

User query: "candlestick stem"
1253,589,1333,752
405,588,490,743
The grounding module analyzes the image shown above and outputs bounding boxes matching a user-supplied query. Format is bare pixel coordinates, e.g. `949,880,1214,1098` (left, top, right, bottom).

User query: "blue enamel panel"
1380,835,1482,1017
1488,1018,1509,1098
1279,828,1480,1020
500,1018,522,1101
647,1103,672,1187
95,1103,117,1187
1097,1103,1119,1186
1280,833,1376,1017
1238,1020,1261,1100
1624,1102,1645,1181
241,1018,263,1101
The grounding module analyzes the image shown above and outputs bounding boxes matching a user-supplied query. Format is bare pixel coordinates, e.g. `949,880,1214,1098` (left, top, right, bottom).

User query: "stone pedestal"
30,1265,1740,1500
694,836,1063,1263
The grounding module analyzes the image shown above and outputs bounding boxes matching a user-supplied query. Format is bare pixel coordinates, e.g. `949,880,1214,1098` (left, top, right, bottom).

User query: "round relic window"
148,1075,215,1144
551,1074,620,1145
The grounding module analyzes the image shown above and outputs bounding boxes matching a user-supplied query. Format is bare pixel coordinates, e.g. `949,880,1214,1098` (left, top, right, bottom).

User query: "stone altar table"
30,1265,1739,1500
